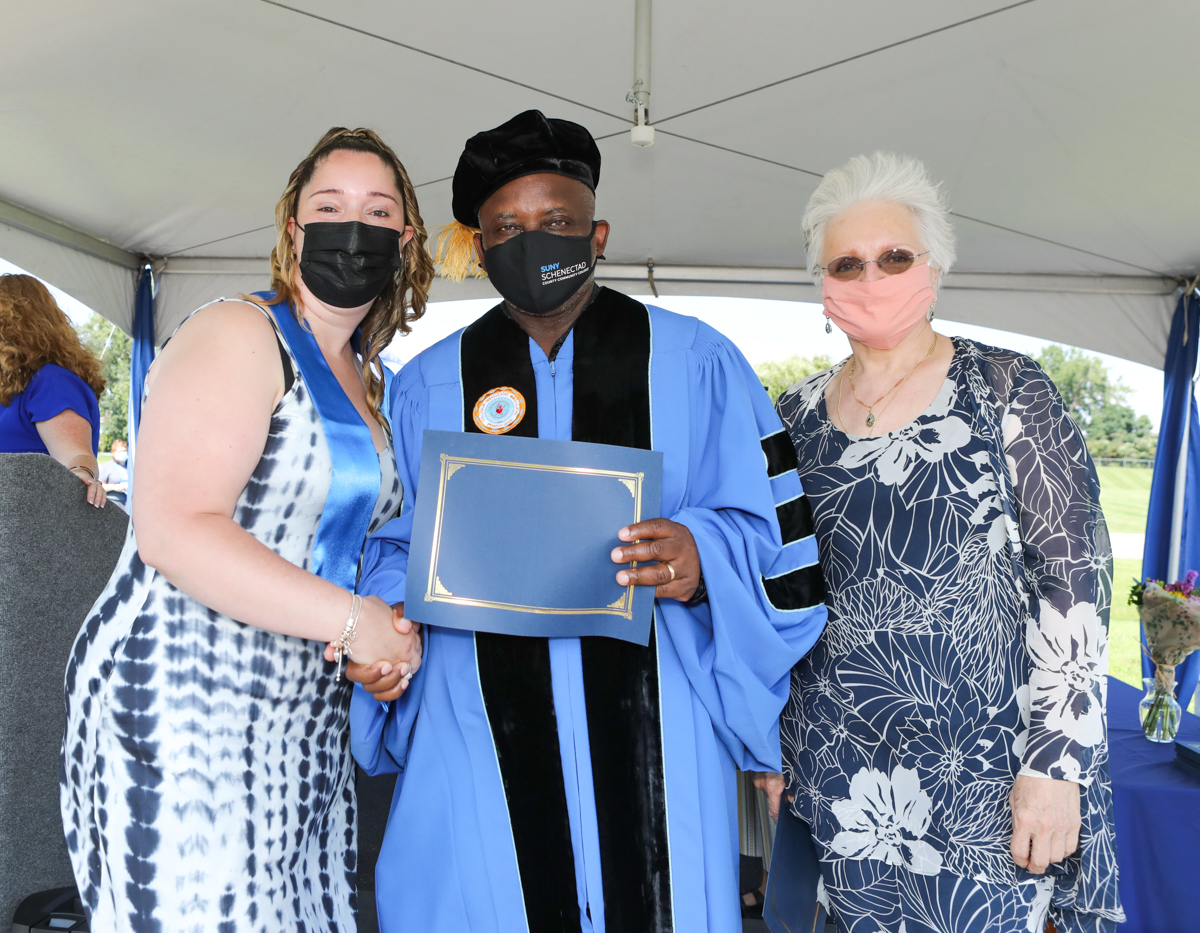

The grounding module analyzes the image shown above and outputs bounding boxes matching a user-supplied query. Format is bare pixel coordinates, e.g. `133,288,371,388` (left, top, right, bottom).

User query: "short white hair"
802,152,956,283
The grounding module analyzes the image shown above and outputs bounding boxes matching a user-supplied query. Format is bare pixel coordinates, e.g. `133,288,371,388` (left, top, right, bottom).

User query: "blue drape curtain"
127,265,155,481
1142,286,1200,705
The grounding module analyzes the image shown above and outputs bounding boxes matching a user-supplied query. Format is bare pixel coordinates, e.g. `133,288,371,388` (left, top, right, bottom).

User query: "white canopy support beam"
134,258,1181,368
0,196,139,270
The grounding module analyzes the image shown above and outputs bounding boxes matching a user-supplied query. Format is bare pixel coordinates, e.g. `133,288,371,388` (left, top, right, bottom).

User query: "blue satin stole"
258,292,383,592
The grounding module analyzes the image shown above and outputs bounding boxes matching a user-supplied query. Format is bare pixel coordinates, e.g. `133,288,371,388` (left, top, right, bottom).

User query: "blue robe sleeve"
350,362,430,776
660,323,827,773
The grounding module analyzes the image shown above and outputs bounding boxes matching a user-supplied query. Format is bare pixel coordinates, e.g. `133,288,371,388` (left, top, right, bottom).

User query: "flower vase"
1139,671,1182,743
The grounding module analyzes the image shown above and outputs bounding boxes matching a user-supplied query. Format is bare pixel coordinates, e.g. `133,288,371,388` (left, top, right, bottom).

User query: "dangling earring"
825,317,832,334
927,300,936,323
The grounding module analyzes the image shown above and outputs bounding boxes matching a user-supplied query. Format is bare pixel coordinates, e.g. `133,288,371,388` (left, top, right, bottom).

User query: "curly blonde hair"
257,127,434,427
0,274,104,407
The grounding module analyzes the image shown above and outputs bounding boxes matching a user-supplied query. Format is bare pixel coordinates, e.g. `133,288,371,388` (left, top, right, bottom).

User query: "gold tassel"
431,221,487,282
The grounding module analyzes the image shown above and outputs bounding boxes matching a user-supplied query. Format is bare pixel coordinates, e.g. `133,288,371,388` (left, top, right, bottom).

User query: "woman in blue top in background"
0,273,107,507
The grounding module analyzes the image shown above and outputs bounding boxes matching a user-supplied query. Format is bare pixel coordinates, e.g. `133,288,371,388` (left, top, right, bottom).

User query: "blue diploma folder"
405,430,663,644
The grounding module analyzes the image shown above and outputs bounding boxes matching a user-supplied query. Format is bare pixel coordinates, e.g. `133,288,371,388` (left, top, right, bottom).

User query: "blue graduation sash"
258,292,381,592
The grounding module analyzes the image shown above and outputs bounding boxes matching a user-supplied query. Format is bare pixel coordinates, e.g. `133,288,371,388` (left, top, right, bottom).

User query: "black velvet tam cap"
451,110,601,226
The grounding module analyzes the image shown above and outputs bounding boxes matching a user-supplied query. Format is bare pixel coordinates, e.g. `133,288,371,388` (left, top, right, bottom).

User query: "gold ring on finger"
665,562,676,583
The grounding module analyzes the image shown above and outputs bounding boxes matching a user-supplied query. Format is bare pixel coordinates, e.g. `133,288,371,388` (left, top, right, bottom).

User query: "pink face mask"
821,262,935,351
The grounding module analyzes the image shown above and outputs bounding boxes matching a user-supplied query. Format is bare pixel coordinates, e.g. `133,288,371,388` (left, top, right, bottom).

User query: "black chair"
11,886,88,932
0,453,129,928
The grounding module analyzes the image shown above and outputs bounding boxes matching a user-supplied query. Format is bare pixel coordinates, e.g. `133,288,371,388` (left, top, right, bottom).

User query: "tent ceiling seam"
948,211,1168,277
166,139,628,260
165,224,275,258
155,259,1175,294
257,0,629,123
653,0,1040,126
654,129,1172,277
162,171,490,259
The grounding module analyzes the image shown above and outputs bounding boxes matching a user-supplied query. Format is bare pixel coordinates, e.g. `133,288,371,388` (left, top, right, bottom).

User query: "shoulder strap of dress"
169,297,295,392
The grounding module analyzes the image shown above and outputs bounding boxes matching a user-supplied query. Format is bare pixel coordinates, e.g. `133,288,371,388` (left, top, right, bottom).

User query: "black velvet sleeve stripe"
475,633,582,933
776,494,816,545
762,563,827,612
761,430,799,478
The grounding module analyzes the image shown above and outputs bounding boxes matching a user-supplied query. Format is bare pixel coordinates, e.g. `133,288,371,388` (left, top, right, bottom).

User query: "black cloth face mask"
297,220,402,308
483,223,598,315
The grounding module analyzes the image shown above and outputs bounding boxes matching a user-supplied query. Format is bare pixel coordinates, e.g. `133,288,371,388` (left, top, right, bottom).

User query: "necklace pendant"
865,412,876,428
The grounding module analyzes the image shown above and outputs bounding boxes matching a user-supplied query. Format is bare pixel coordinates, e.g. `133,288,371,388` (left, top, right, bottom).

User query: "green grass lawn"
1094,468,1198,711
1109,557,1144,691
1094,465,1152,535
1094,468,1151,691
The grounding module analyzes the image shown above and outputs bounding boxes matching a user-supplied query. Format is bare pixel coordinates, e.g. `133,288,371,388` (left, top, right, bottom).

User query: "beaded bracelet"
330,594,362,681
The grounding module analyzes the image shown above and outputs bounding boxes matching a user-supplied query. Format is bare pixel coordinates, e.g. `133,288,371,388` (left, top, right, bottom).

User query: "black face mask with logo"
297,221,403,308
483,223,598,316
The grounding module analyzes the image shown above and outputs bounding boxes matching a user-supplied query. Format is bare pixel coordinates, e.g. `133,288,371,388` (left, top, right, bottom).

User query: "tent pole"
1169,404,1190,581
629,0,655,146
1168,287,1200,580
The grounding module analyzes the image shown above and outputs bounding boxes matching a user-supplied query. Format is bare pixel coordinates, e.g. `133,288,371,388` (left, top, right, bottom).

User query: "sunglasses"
822,249,929,281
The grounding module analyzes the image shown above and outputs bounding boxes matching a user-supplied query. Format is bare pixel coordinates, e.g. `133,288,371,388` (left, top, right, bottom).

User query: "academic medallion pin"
473,386,526,434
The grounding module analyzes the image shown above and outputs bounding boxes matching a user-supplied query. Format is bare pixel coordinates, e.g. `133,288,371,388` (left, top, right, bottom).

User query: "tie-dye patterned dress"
60,301,401,932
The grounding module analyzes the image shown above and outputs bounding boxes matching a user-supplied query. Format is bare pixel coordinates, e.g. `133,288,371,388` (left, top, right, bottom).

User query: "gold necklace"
847,334,939,429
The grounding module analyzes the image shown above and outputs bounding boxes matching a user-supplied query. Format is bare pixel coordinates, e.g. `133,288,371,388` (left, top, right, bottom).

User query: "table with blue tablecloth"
1107,675,1200,933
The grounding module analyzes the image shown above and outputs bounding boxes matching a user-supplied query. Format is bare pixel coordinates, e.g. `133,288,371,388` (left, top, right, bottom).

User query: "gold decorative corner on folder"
618,478,637,497
445,462,465,481
433,576,452,596
608,595,628,610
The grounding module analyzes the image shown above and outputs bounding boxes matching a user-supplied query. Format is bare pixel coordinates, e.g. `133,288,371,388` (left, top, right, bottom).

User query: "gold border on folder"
424,453,644,620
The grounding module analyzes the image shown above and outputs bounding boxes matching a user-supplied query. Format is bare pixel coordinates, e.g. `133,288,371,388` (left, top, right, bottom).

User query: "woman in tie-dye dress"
770,153,1121,933
60,128,432,931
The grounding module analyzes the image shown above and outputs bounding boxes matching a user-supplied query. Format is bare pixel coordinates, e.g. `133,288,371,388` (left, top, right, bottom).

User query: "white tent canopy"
3,0,1194,368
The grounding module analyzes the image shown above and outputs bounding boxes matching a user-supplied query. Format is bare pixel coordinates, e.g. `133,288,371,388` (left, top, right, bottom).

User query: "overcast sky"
2,255,1168,430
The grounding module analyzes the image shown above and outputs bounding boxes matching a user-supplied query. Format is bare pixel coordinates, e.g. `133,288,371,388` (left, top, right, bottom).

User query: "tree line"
76,313,132,452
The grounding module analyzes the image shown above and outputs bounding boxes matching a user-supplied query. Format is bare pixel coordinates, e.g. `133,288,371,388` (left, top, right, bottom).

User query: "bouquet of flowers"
1128,570,1200,741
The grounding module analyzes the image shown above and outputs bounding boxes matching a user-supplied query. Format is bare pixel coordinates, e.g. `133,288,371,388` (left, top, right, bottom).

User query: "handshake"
319,517,705,702
322,597,422,702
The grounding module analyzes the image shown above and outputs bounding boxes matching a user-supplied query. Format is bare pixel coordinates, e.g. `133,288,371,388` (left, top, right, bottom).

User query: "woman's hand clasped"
1009,773,1081,874
338,600,422,701
323,597,421,695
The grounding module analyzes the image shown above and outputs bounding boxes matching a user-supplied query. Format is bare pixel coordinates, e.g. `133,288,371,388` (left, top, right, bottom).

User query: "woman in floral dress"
770,153,1121,932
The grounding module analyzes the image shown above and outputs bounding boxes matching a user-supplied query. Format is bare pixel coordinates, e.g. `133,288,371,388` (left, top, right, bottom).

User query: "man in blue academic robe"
347,110,826,933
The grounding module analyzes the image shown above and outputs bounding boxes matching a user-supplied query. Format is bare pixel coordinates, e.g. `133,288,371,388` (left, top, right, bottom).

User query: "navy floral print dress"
775,339,1121,933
